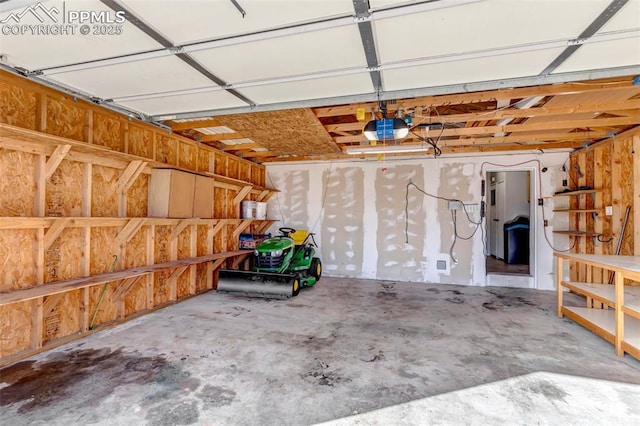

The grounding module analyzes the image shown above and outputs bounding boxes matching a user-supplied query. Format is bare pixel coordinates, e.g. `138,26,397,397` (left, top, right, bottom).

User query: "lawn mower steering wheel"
279,227,296,236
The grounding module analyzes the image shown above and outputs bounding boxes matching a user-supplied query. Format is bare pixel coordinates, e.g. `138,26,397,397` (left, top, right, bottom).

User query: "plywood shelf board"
555,254,640,281
562,281,615,306
0,250,248,306
553,230,600,236
0,217,272,230
553,189,603,197
623,315,640,352
553,209,602,213
562,306,616,344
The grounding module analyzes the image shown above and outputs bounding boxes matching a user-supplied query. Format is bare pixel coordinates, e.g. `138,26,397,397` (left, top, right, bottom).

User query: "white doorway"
486,170,532,276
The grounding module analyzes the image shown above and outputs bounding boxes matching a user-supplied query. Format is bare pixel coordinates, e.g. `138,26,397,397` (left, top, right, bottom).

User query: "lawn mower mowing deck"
217,227,322,298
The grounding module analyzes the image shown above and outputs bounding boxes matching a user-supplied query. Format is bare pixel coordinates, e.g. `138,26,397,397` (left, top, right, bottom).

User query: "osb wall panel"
214,188,227,218
156,134,178,167
179,142,197,171
128,125,154,160
90,228,119,275
228,157,239,179
89,282,117,327
127,174,149,217
153,226,172,305
214,153,227,175
0,80,36,130
0,150,35,216
238,162,250,182
226,190,237,218
124,228,147,269
46,96,84,141
43,291,80,344
0,230,37,291
196,264,208,292
198,149,212,173
45,228,83,283
46,160,83,217
93,112,123,151
125,281,147,316
92,165,119,217
569,134,636,281
176,229,191,298
0,302,32,357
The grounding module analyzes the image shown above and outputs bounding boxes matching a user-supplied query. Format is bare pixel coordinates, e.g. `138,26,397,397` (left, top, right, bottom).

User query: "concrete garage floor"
1,278,640,425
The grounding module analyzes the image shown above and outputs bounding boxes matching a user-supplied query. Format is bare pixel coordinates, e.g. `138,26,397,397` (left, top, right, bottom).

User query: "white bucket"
255,202,267,219
241,201,257,219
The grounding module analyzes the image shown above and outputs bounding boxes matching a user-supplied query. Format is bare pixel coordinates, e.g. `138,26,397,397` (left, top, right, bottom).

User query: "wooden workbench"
555,253,640,360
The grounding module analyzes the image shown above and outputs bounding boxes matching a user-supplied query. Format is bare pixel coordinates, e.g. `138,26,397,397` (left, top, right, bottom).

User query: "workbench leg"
615,272,625,356
557,257,564,317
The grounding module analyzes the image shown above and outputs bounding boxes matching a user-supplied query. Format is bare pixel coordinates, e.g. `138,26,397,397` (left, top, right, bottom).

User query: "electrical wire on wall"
479,159,577,253
405,181,485,265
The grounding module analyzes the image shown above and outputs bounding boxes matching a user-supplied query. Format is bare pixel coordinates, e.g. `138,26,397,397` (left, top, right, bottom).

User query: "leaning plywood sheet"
215,109,340,155
0,150,35,216
0,80,36,130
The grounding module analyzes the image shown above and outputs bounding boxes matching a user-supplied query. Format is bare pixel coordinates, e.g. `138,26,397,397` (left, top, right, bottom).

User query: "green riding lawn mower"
217,227,322,298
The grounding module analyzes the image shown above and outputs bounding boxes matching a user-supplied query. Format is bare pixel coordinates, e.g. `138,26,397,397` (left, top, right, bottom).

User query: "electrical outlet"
562,179,568,187
544,219,548,227
448,201,462,211
605,205,613,216
537,198,544,206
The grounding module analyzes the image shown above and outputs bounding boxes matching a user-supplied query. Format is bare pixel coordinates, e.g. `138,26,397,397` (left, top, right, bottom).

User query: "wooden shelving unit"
555,253,640,360
553,189,602,197
552,189,601,238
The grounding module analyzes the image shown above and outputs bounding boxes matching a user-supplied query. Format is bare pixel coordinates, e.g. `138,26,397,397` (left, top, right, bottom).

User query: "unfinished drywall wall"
375,165,425,282
266,151,570,290
322,167,364,276
266,170,310,229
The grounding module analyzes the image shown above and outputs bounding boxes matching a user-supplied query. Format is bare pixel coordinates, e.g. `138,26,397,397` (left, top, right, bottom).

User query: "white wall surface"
265,151,570,290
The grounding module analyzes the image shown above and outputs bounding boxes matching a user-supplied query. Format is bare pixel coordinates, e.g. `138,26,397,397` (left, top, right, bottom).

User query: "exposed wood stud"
233,185,253,205
44,218,71,251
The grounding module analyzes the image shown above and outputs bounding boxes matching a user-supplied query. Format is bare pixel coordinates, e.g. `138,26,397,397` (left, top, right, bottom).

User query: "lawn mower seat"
290,229,309,246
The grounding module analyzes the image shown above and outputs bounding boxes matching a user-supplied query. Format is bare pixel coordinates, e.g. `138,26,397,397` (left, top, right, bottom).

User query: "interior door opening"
486,170,532,276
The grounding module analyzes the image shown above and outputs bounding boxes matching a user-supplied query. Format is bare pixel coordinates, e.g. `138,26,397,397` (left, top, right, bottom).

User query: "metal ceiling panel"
190,26,366,84
118,90,247,115
374,0,610,64
236,73,373,105
122,0,354,44
48,56,216,99
382,48,565,92
553,38,640,74
0,0,162,70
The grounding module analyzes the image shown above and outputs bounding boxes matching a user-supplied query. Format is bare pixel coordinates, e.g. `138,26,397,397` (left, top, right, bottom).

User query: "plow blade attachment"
217,269,296,299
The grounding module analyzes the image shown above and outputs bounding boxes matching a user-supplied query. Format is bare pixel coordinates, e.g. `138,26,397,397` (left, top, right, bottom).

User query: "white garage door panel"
554,38,640,75
49,56,216,99
119,90,247,116
382,48,565,92
374,0,609,63
122,0,354,45
190,26,366,84
237,73,373,105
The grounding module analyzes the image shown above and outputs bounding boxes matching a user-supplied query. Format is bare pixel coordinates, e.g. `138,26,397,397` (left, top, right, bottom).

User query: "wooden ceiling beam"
324,99,640,133
169,119,223,131
334,116,639,144
313,80,637,117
